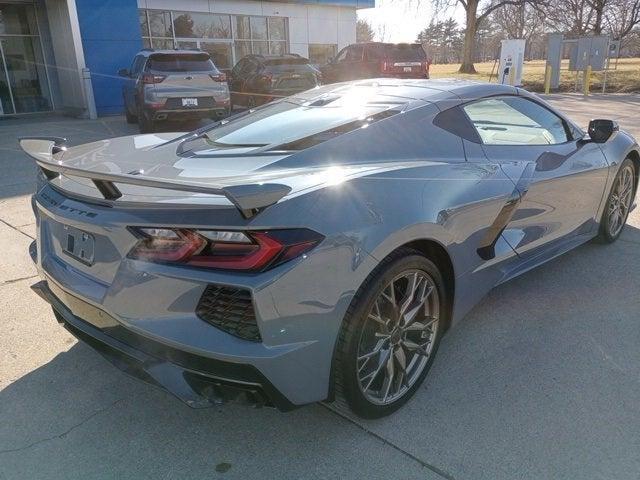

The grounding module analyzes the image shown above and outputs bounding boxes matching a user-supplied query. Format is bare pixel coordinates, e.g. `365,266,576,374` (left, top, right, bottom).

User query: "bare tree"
431,0,543,73
604,0,640,43
357,19,376,42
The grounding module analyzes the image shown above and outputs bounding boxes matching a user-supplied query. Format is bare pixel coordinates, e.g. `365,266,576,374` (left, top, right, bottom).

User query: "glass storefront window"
253,41,269,55
268,17,286,41
309,44,337,66
234,40,251,63
139,9,288,68
250,17,267,40
151,38,174,49
270,41,286,55
0,3,52,115
139,10,149,37
148,10,172,38
173,12,230,39
0,4,37,35
235,16,250,40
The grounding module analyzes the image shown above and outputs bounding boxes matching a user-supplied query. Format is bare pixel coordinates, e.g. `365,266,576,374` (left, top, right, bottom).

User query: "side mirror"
588,119,619,143
118,68,130,77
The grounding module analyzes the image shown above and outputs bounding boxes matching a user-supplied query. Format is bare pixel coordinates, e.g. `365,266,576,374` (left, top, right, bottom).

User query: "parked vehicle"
321,42,430,83
229,54,322,108
119,49,231,133
22,80,638,418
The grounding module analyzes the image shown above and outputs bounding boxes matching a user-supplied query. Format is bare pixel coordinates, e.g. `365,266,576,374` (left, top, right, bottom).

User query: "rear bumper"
148,106,230,121
31,277,297,411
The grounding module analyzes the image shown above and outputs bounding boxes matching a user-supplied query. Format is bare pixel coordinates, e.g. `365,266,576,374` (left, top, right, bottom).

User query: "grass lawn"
429,58,640,93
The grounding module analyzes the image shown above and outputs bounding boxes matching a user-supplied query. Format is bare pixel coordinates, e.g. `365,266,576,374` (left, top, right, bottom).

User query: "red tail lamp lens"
142,73,166,84
128,228,324,271
209,73,227,82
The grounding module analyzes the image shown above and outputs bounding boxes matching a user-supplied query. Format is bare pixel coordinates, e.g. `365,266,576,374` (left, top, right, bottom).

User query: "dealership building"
0,0,373,117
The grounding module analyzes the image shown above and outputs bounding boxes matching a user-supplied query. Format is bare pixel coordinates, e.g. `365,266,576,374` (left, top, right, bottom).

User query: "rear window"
264,57,309,66
383,44,426,61
197,88,405,150
146,53,218,72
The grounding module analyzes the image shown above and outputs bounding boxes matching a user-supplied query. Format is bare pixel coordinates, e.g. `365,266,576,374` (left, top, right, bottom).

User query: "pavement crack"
322,404,456,480
0,398,126,455
0,218,33,241
1,274,39,286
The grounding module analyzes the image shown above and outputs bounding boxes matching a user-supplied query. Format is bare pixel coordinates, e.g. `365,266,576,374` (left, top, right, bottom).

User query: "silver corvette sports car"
22,79,638,418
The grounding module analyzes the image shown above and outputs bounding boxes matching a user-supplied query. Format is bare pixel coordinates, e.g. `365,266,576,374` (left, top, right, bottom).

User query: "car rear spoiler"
19,137,291,219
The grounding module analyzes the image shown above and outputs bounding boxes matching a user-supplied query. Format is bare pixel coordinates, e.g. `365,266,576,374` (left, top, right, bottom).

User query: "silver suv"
119,49,231,133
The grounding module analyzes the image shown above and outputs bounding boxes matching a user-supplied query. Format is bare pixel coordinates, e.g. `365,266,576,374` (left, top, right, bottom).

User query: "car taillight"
128,228,324,271
209,73,227,82
142,73,166,84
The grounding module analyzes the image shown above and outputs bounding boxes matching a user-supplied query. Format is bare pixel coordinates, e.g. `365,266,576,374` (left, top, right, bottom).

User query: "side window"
345,45,364,62
334,47,349,63
366,46,384,61
231,59,244,78
130,56,145,76
462,96,570,145
242,58,258,75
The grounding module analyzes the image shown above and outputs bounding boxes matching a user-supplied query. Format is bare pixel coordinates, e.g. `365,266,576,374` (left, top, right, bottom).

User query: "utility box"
498,39,526,86
547,33,563,89
569,35,609,71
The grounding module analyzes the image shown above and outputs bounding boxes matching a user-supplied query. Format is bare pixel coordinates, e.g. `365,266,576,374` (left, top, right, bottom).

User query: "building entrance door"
0,3,52,115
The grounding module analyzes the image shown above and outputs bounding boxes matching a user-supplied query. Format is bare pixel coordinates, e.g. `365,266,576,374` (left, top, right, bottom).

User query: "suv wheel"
125,107,137,124
333,248,449,419
124,95,137,124
138,105,154,133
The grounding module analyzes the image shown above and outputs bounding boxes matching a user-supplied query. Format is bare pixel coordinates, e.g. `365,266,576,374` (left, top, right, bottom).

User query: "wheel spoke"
403,284,434,328
363,347,391,391
380,349,395,403
404,315,438,332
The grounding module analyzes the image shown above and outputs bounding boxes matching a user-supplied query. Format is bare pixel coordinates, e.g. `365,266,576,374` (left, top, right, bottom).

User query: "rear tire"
138,105,154,133
332,248,449,419
125,108,137,124
124,95,137,124
597,158,636,243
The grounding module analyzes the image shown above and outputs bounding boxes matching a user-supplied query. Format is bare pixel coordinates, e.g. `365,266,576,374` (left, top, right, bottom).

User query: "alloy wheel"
356,270,440,405
608,164,635,238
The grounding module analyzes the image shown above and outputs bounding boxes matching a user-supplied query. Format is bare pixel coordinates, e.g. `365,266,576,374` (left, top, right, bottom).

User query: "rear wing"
19,137,291,219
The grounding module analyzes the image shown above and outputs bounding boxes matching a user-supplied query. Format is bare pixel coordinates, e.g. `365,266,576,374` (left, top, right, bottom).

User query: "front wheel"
333,249,448,419
597,158,636,243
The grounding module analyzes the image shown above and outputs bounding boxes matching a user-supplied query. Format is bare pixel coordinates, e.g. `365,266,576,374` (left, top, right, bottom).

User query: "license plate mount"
182,98,198,107
62,225,95,266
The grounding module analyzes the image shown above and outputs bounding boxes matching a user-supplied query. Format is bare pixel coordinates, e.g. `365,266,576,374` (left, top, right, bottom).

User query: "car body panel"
24,78,639,408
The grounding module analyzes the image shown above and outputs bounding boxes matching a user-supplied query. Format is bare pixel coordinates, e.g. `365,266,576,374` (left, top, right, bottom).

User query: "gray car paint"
25,79,639,407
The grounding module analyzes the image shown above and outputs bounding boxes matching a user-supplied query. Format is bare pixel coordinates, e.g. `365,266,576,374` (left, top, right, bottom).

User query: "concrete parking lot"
1,94,639,480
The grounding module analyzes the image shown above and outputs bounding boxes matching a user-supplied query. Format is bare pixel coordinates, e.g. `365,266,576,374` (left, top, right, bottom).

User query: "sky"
357,0,466,43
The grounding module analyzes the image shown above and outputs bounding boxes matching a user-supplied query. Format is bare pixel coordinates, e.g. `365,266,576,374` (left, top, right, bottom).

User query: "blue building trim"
75,0,141,115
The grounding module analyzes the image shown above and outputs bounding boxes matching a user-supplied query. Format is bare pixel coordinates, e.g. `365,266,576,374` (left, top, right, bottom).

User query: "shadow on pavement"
1,227,639,479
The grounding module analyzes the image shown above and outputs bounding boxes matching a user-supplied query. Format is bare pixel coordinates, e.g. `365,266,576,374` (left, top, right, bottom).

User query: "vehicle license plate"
404,67,412,72
182,98,198,107
62,225,95,265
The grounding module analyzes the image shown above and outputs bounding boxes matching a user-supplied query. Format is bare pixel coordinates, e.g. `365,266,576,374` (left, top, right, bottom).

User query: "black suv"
229,54,322,108
321,42,430,84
